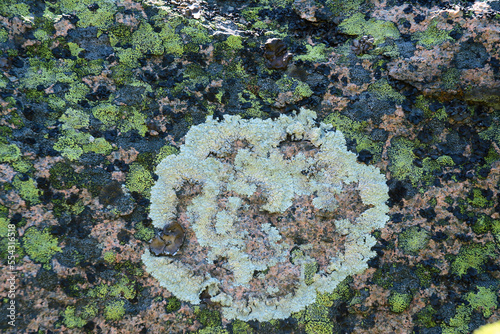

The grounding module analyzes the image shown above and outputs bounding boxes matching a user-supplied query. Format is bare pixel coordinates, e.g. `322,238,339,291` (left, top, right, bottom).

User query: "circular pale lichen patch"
142,108,389,321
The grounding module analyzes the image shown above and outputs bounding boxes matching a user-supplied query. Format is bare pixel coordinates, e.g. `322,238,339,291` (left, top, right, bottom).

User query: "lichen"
398,226,430,255
338,13,400,45
22,227,62,265
104,300,126,321
388,291,412,313
412,18,454,49
465,287,497,318
0,143,21,163
142,108,389,321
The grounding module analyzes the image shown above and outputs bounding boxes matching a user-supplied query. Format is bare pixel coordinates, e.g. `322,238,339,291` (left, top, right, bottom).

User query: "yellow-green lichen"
368,79,405,103
465,287,497,318
225,35,244,50
103,250,116,264
388,291,412,313
22,227,62,264
398,226,430,255
12,175,40,204
442,304,471,334
132,22,164,56
62,306,87,329
232,320,253,334
0,28,8,43
0,143,21,163
294,43,331,62
134,221,155,242
412,18,454,49
104,300,125,321
125,163,154,196
450,243,496,277
323,112,382,160
338,13,400,45
388,137,440,186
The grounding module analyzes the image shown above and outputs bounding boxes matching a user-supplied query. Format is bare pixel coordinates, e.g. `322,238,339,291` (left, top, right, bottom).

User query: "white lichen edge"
142,108,389,322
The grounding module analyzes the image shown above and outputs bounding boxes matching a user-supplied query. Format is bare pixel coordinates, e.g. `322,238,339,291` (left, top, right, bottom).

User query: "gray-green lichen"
142,108,389,322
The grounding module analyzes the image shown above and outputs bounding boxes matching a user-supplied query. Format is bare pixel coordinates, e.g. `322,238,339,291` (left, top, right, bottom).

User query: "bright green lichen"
62,306,87,329
225,35,244,50
442,304,471,334
134,221,155,242
294,43,331,62
412,18,454,49
103,250,116,264
65,83,90,104
326,0,365,16
13,175,40,204
53,129,90,160
398,226,430,255
157,21,184,56
388,137,440,186
195,307,222,328
20,58,77,90
305,320,334,334
92,103,147,135
132,22,165,55
47,0,115,29
338,13,400,45
166,296,181,313
0,143,21,163
323,112,382,161
276,75,313,103
22,227,62,264
368,79,405,103
0,28,8,43
126,163,154,196
388,291,412,313
104,300,126,321
232,320,253,334
60,108,90,130
468,188,492,208
465,287,497,318
450,242,496,277
109,277,136,300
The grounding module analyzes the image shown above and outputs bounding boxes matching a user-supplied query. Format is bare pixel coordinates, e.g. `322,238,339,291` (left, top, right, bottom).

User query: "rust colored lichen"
149,222,185,256
263,38,293,70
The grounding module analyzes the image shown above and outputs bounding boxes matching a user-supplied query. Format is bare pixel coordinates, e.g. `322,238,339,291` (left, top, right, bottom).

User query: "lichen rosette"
142,108,389,321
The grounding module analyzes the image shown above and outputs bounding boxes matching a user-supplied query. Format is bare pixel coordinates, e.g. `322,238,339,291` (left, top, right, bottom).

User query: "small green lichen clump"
22,227,62,265
142,108,389,322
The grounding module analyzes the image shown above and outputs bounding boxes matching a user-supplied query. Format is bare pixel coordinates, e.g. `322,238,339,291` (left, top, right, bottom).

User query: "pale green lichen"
125,163,154,196
104,300,125,321
294,44,331,62
338,13,400,45
13,175,40,204
412,18,454,49
465,286,497,318
22,227,62,264
0,143,21,163
142,108,389,321
388,291,412,313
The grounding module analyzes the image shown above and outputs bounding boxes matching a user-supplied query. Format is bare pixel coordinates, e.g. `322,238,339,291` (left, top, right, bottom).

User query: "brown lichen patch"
263,38,293,70
149,222,185,256
352,35,375,56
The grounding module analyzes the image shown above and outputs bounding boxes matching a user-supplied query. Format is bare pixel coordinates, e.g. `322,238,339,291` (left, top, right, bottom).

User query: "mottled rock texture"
0,0,499,333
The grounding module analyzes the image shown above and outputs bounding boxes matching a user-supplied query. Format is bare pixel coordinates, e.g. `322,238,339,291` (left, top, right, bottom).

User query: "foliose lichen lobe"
142,108,390,322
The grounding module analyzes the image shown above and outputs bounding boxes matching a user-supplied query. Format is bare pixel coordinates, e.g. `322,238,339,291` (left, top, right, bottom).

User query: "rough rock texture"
0,0,499,332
